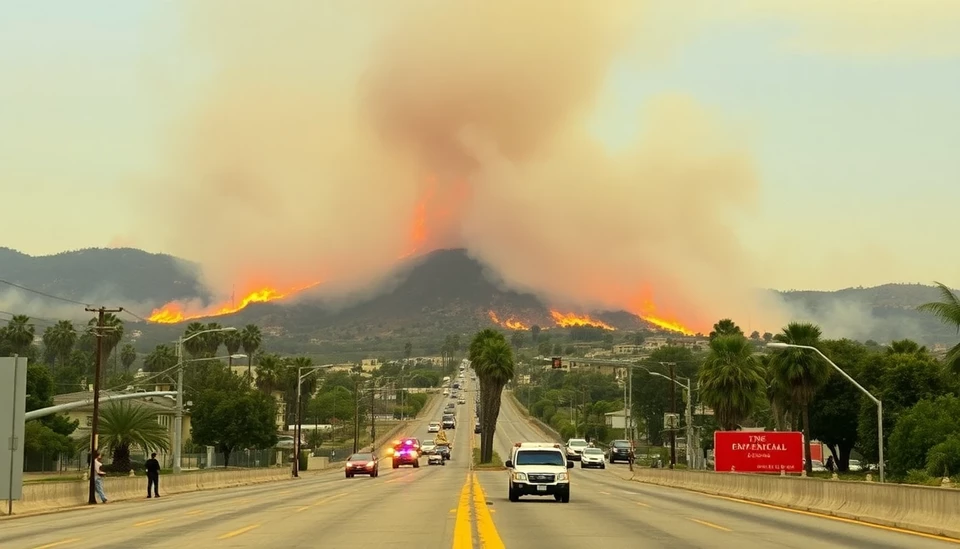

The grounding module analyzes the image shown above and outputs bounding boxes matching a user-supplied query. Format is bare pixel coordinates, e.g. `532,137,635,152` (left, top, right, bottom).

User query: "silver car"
580,447,605,469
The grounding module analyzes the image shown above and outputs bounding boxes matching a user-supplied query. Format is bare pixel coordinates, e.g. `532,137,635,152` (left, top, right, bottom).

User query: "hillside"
2,246,957,346
0,247,207,304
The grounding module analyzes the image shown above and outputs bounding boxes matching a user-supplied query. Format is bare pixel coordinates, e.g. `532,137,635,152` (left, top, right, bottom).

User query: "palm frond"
917,282,960,330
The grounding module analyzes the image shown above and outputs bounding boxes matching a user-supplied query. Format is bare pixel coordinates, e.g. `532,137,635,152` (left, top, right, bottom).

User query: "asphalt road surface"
2,372,958,548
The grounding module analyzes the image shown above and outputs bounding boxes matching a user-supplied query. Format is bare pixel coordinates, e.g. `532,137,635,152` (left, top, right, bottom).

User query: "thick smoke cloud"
136,1,792,333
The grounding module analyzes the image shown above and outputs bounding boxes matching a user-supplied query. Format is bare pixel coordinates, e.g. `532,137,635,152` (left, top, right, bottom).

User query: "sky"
1,1,959,332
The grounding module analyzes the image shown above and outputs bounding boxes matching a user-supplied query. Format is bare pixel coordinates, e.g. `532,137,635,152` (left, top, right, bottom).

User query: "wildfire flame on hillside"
549,310,615,331
640,315,695,336
148,282,323,324
488,311,529,331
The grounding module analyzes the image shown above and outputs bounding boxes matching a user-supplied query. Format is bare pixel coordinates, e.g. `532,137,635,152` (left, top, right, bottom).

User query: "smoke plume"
136,1,790,333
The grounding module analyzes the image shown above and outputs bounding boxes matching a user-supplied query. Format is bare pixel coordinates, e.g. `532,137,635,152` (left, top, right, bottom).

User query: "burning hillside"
148,281,322,324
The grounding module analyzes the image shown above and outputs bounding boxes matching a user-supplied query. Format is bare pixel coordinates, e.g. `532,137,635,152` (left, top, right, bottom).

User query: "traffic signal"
552,357,562,369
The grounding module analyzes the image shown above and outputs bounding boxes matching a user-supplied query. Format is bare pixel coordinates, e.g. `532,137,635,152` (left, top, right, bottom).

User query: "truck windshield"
515,450,565,467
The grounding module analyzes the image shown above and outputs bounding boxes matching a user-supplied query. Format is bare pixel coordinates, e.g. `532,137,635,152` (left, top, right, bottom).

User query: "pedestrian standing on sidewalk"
145,453,161,498
93,451,108,503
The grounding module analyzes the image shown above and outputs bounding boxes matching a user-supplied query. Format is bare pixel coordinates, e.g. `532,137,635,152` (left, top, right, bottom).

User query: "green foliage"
886,395,960,477
99,401,170,473
240,324,263,372
191,383,278,467
308,385,356,422
26,364,55,411
24,421,76,458
709,319,743,341
631,346,700,445
698,335,765,430
917,282,960,374
471,329,515,463
144,344,177,373
925,435,960,478
809,339,870,470
120,343,137,371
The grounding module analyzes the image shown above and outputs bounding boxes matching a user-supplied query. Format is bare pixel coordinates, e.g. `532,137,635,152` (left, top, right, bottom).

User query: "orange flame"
640,315,695,335
148,281,323,324
549,310,615,331
488,311,529,331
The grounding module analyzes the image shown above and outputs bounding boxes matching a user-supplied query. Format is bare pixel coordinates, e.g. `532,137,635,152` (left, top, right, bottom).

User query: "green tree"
918,282,960,374
42,320,77,372
632,346,700,444
769,322,829,474
470,329,515,463
254,353,287,395
120,343,137,371
698,335,765,430
240,324,263,375
886,395,960,477
99,401,170,473
856,344,952,464
762,332,773,343
144,344,177,374
709,319,743,341
182,322,208,358
224,329,243,367
404,342,413,359
510,331,525,350
808,339,869,471
2,314,36,355
191,386,278,467
308,386,355,422
749,330,760,341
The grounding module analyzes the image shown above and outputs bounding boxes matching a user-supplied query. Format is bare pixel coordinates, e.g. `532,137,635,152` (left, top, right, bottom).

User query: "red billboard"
713,431,803,473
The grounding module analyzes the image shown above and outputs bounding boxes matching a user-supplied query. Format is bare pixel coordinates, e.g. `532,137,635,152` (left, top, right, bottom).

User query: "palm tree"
120,344,137,371
224,330,243,367
470,329,515,463
254,353,286,395
42,320,77,372
4,314,35,355
698,335,766,430
709,319,743,341
240,324,262,376
182,322,207,358
763,354,794,431
918,282,960,374
769,322,829,473
144,344,177,373
885,339,927,356
89,313,123,373
99,401,170,473
203,322,224,356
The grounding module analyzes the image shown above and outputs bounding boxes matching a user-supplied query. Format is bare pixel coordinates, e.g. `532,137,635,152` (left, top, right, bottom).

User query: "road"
2,372,957,548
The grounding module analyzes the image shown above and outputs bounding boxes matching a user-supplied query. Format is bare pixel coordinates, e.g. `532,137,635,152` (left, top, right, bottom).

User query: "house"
604,409,627,429
52,390,190,445
643,337,669,350
613,344,644,355
360,358,381,372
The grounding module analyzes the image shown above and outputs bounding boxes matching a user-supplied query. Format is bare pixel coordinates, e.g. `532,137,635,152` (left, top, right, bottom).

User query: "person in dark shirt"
145,453,161,498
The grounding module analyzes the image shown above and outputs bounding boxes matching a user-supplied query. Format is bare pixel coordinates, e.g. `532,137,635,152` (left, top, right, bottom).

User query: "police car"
504,442,572,503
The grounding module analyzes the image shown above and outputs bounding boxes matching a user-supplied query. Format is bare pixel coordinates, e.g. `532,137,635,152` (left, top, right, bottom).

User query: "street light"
767,342,885,483
638,366,695,469
173,326,239,474
293,364,336,478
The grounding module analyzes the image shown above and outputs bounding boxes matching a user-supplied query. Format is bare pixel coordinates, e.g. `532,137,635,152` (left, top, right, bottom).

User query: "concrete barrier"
8,467,290,516
629,468,960,540
505,392,562,442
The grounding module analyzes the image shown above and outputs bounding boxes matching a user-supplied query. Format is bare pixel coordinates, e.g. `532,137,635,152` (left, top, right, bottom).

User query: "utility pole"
353,381,360,454
669,362,677,468
84,306,123,505
627,366,633,443
370,383,376,443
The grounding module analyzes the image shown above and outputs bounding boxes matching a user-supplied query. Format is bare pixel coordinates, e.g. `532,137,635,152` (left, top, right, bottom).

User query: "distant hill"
2,246,957,346
0,247,207,304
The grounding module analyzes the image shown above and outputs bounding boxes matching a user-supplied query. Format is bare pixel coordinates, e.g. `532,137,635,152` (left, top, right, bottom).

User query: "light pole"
173,326,239,474
767,342,884,483
293,364,335,477
639,367,694,469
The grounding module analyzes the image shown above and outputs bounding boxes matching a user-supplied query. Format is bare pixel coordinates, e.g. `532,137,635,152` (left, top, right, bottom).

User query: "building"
361,358,381,372
604,409,627,429
643,336,669,350
52,390,190,447
613,344,644,355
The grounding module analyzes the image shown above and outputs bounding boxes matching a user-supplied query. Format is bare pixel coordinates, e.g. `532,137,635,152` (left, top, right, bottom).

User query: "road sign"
714,430,803,473
1,357,28,510
663,413,680,429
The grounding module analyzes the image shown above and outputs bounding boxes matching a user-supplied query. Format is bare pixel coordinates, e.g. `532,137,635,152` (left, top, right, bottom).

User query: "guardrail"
629,459,960,539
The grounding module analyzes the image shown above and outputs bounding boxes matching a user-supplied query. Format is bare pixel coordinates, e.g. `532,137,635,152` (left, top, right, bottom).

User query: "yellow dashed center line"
690,518,731,532
134,518,164,527
217,524,260,540
30,539,80,549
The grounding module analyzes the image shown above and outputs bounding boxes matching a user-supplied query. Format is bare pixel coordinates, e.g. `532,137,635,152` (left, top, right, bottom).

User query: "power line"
0,278,92,306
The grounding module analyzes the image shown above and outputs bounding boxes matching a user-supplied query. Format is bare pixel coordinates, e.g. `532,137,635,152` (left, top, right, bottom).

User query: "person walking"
145,453,161,498
93,451,108,503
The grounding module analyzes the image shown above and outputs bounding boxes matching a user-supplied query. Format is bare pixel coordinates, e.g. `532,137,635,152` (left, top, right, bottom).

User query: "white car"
427,452,446,466
421,440,437,455
506,442,572,503
580,447,605,469
565,438,589,461
428,422,441,433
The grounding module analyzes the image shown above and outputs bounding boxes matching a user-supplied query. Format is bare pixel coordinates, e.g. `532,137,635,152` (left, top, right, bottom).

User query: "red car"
345,452,379,478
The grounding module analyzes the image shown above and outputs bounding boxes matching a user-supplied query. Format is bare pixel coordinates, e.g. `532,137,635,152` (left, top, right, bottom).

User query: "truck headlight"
513,472,527,481
557,473,568,481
